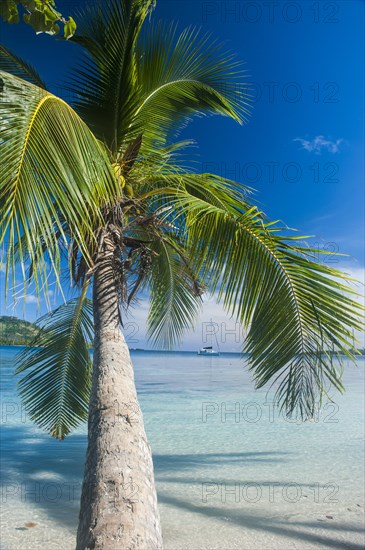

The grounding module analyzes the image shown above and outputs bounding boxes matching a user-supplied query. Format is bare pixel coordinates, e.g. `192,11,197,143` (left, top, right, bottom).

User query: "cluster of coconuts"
113,163,134,198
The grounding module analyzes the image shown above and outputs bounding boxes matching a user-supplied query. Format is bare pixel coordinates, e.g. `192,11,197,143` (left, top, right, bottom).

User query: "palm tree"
0,1,363,548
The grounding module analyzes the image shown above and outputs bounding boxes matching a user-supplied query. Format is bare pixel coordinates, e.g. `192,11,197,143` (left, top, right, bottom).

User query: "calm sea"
1,345,364,549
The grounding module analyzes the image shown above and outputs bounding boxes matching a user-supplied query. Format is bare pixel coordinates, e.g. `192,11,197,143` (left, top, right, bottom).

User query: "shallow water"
1,346,364,549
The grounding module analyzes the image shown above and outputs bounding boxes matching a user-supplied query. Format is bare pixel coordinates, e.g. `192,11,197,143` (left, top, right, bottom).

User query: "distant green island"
0,316,39,346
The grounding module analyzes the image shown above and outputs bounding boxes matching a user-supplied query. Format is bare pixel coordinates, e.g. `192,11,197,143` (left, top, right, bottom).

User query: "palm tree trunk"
76,237,163,550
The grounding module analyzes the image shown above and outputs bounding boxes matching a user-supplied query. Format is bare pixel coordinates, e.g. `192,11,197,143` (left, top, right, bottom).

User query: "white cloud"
25,294,39,304
337,265,365,284
294,135,343,154
124,267,365,351
124,295,243,352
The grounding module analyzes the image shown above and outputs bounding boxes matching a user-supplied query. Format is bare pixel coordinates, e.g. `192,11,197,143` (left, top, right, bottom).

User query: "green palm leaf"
15,291,93,440
67,6,249,156
0,70,116,295
68,0,155,153
139,173,363,417
147,237,202,348
164,184,363,418
135,22,250,148
0,45,47,89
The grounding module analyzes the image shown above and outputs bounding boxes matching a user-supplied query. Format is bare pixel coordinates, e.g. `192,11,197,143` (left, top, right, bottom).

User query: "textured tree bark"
76,236,163,550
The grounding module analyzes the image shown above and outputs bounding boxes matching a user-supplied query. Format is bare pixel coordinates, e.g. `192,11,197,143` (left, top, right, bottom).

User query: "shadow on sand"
1,424,364,549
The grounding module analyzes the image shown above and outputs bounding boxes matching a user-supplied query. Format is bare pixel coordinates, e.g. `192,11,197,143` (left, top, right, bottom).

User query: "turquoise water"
1,345,364,549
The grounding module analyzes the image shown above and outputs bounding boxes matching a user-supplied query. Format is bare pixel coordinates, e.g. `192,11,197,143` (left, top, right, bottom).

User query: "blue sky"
0,0,364,349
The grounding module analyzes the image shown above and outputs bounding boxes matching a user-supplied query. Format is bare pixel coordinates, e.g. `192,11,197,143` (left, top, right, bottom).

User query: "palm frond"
143,178,364,417
68,0,155,153
135,22,251,148
0,45,47,89
0,71,117,297
147,237,202,348
15,291,93,439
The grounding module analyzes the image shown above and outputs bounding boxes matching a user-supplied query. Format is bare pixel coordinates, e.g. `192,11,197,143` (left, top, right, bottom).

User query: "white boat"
197,346,220,356
198,320,221,356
